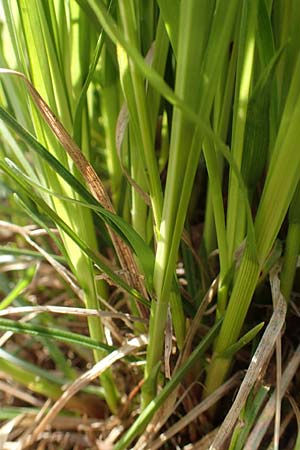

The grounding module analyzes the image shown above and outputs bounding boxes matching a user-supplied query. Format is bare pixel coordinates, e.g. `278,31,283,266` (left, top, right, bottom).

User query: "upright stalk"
13,0,119,412
143,0,239,405
205,56,300,397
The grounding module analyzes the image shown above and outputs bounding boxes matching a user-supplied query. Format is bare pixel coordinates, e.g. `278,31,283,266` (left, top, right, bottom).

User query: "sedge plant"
0,0,300,448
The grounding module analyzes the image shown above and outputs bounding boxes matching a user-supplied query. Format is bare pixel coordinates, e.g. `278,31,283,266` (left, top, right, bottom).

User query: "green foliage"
0,0,299,447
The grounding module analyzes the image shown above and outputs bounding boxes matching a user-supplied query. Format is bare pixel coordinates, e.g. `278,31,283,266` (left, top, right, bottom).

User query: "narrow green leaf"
156,0,180,56
0,105,155,289
219,322,264,359
242,46,284,196
0,245,66,263
0,264,36,310
0,317,131,356
0,157,150,307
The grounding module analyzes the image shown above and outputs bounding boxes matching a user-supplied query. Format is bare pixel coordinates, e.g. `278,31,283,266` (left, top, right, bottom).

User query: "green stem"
281,182,300,301
143,0,239,405
226,0,258,261
118,0,163,228
204,244,260,397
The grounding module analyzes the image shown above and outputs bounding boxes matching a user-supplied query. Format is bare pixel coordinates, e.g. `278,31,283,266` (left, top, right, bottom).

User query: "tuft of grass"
0,1,300,448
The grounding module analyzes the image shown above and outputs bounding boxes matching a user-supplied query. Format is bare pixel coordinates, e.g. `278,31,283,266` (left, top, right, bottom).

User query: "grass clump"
0,1,300,449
